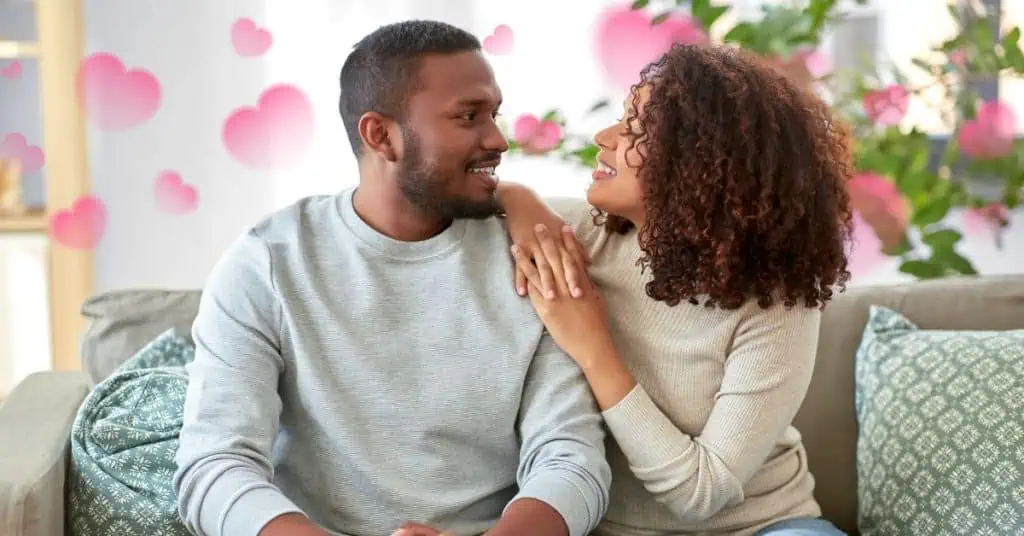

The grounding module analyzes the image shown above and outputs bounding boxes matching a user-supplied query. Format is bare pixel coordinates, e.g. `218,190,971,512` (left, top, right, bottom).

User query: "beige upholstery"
795,274,1024,534
1,275,1023,536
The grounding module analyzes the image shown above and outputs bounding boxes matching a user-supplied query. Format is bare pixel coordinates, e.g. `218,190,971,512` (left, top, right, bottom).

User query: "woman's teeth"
597,161,617,176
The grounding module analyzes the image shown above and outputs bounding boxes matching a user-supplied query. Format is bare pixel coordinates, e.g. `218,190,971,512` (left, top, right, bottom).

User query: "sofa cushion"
80,289,201,385
795,274,1024,534
67,329,194,536
853,306,1023,535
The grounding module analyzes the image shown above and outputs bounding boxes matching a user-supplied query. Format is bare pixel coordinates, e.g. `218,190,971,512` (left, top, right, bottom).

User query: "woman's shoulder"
542,196,606,250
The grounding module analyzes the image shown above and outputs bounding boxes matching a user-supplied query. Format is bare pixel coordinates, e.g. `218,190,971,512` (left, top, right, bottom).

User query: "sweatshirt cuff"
208,468,304,534
510,471,595,536
601,384,693,470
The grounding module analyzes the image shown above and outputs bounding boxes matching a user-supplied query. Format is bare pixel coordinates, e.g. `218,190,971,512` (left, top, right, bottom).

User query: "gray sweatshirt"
172,187,611,536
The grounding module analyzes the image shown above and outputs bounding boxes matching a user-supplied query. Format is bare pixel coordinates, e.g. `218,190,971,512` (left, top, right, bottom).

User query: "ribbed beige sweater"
546,197,825,536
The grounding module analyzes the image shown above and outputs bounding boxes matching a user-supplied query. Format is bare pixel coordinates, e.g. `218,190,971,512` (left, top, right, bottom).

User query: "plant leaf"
912,196,952,226
922,228,962,249
631,0,650,9
899,260,946,279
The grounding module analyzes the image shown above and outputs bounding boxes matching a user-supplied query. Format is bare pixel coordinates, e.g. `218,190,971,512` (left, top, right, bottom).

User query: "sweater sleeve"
173,229,306,536
599,303,821,523
510,333,612,536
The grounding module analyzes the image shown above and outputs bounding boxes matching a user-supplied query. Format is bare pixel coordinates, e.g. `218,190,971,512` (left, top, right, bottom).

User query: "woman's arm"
579,304,821,524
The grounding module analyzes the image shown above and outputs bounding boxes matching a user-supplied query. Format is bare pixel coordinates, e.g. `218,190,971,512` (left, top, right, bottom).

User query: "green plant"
504,0,1024,279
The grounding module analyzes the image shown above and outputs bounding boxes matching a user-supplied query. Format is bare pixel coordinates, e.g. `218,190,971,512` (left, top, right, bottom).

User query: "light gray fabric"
80,289,201,385
173,188,611,536
0,371,90,536
795,274,1024,535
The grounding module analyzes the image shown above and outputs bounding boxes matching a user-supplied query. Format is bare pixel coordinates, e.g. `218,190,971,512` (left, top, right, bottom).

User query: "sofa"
1,274,1022,536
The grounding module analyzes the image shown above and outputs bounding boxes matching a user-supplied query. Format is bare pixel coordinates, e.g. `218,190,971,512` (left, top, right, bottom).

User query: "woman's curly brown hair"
599,44,855,310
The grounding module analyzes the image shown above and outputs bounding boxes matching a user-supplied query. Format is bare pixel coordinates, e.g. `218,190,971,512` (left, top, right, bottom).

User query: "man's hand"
391,521,452,536
485,498,569,536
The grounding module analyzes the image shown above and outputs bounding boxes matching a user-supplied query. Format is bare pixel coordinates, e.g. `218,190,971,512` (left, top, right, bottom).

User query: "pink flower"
846,210,886,278
513,114,562,154
958,100,1017,159
848,172,910,251
962,202,1010,236
949,49,967,68
862,85,909,126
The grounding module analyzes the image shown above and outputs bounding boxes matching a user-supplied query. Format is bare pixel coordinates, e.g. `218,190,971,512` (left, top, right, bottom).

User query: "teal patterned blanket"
68,329,194,536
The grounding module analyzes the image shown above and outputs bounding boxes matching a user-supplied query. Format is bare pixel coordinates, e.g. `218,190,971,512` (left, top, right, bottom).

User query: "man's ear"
358,112,399,162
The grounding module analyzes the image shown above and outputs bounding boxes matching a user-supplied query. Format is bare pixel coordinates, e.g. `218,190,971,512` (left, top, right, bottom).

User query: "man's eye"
460,112,476,121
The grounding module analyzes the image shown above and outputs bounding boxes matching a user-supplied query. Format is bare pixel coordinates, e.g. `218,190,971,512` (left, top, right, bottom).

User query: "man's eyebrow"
451,97,503,108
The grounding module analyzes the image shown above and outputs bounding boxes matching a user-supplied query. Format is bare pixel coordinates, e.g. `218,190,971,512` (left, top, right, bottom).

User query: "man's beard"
397,129,501,220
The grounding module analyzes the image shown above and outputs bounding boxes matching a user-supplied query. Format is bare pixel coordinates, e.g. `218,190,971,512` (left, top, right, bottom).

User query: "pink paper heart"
49,195,106,249
483,25,514,55
154,171,199,214
862,85,909,126
958,100,1017,159
77,53,161,130
223,84,314,170
0,133,45,175
513,114,562,152
232,18,273,57
1,61,22,80
595,6,708,91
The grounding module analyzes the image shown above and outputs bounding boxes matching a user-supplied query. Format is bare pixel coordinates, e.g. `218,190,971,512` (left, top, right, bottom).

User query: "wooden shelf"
0,40,39,59
0,209,46,233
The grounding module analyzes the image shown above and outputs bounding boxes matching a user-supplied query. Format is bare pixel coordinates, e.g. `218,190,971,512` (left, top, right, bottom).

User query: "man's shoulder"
249,194,342,243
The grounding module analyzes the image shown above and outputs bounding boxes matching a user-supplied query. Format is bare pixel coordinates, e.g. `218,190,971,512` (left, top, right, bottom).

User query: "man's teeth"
468,167,496,175
597,161,617,176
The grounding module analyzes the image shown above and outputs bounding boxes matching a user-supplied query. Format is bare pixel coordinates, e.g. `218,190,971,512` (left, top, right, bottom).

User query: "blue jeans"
754,517,847,535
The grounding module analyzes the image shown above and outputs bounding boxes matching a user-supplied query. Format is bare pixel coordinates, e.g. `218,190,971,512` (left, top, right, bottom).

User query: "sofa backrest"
797,274,1024,534
80,289,201,385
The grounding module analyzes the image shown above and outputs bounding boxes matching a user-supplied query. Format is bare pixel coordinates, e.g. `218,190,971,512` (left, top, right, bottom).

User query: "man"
173,19,611,536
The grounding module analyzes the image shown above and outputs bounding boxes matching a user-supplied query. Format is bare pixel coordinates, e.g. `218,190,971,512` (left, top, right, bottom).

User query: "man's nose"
482,121,510,153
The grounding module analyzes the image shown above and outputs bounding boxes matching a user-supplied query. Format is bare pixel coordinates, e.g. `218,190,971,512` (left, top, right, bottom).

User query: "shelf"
0,40,38,59
0,209,46,233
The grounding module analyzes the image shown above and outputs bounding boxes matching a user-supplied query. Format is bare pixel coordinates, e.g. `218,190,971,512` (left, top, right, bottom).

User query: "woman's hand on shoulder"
498,183,590,298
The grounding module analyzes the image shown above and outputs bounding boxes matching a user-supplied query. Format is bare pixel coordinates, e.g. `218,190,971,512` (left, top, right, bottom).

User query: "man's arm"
172,229,326,536
492,334,612,536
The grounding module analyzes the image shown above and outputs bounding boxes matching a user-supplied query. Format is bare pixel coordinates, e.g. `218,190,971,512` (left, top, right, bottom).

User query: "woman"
498,44,854,536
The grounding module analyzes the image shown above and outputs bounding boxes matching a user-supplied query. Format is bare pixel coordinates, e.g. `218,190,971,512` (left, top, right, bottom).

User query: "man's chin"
445,196,502,220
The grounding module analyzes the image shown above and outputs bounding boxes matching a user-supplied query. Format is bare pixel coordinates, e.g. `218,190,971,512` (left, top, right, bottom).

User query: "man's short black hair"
339,20,482,157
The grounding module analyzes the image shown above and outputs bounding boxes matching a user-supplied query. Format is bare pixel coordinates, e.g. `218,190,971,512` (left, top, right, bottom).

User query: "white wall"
0,0,1021,391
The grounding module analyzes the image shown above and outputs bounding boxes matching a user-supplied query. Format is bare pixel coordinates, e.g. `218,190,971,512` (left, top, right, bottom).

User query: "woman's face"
588,87,649,228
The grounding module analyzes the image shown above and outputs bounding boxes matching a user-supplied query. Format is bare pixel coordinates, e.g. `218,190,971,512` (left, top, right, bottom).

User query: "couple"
173,19,854,536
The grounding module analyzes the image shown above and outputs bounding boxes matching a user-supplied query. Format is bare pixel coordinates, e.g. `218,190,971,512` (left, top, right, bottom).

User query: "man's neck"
351,176,451,242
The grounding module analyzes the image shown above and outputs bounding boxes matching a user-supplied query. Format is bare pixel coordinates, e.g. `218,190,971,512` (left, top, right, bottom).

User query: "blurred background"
0,0,1021,395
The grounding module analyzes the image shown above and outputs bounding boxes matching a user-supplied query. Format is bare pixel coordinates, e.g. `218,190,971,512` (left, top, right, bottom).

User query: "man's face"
396,51,508,220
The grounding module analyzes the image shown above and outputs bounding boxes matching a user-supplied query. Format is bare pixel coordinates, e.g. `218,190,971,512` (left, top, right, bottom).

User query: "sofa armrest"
0,371,91,536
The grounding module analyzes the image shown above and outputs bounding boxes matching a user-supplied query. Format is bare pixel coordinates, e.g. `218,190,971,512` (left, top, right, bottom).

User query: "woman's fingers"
510,245,545,297
561,225,590,297
514,263,528,297
534,224,569,298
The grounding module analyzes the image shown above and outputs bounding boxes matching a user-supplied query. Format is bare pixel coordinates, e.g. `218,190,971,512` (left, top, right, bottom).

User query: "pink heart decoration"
154,171,199,214
846,210,886,279
595,5,708,91
77,53,161,130
232,18,273,57
49,195,106,249
0,133,45,175
1,61,22,80
513,114,562,153
223,84,315,170
958,100,1017,160
483,25,514,55
862,85,909,126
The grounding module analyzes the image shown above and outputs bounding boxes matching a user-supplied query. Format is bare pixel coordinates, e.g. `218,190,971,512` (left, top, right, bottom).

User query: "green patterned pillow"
68,329,194,536
854,306,1024,536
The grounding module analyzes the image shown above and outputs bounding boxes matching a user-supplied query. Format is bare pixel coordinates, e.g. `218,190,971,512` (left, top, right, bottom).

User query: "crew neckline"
337,187,466,261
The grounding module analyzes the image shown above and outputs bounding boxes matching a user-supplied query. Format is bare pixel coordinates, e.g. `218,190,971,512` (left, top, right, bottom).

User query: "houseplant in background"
504,0,1024,279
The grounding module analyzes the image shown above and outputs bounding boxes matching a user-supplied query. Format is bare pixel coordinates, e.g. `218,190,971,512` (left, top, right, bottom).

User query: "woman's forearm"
576,341,638,411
